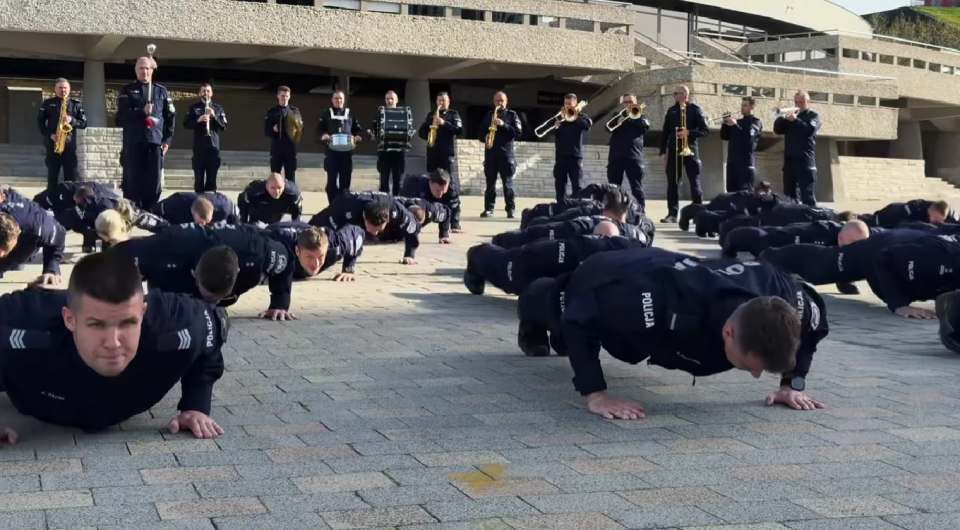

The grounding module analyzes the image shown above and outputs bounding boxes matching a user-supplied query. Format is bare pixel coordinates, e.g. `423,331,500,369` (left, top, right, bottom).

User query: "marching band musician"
720,97,762,192
553,93,593,202
116,57,175,210
184,83,227,194
659,85,707,224
605,92,649,210
479,91,521,218
371,90,405,195
264,86,300,184
774,91,821,207
37,78,87,191
319,89,363,204
418,92,463,179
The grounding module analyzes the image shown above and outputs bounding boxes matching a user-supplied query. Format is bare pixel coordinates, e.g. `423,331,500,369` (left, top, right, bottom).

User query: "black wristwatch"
780,376,805,392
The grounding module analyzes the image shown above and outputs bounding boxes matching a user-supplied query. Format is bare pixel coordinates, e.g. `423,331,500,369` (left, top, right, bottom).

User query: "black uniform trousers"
678,204,708,230
324,152,353,205
726,164,756,192
123,144,163,210
607,158,645,210
783,162,817,207
45,145,78,191
270,145,297,183
377,151,405,195
554,156,583,202
192,147,221,193
665,151,704,218
483,155,516,213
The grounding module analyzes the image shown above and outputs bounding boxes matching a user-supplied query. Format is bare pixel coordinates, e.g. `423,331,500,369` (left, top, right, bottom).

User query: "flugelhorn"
145,43,158,129
605,103,645,132
203,96,212,136
773,107,800,119
534,100,588,138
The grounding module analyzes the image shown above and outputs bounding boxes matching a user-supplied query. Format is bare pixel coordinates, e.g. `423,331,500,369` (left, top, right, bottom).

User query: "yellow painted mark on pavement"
448,464,508,490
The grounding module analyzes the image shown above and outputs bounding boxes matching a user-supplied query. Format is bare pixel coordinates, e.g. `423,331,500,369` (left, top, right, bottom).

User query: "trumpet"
706,112,735,126
605,103,645,132
773,107,800,119
534,100,588,138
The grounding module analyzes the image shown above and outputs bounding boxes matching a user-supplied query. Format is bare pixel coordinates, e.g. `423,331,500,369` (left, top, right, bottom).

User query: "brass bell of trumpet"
773,106,800,119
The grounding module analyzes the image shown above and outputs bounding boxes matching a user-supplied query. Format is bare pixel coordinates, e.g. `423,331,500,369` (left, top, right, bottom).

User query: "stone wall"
77,128,123,186
838,156,960,201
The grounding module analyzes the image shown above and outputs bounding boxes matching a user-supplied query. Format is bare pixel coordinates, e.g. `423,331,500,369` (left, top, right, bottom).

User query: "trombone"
675,102,695,185
534,100,588,138
605,103,645,132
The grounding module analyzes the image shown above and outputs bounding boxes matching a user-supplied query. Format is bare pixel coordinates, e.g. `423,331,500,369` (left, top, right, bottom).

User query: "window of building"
808,91,829,102
278,0,313,4
810,49,836,60
879,54,894,64
929,63,942,73
841,48,858,59
722,84,747,96
451,8,483,20
897,57,911,67
914,59,927,69
833,94,854,105
783,51,805,62
749,54,766,63
492,11,523,24
409,5,445,17
861,52,875,62
750,87,776,98
600,22,628,35
565,18,595,31
859,96,877,106
944,65,956,75
530,15,560,27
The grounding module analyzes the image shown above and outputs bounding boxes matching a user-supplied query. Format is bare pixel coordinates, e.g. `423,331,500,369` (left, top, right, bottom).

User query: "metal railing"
697,28,960,57
688,58,898,82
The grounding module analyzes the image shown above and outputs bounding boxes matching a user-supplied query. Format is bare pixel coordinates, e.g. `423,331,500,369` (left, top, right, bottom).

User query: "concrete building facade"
1,0,958,202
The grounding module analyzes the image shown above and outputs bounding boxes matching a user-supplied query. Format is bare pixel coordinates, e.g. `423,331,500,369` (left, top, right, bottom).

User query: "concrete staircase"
0,144,382,192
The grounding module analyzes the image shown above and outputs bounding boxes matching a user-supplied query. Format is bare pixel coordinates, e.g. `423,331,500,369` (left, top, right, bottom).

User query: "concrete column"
889,120,923,160
82,60,107,128
336,75,350,95
815,138,841,203
405,78,431,175
693,135,725,200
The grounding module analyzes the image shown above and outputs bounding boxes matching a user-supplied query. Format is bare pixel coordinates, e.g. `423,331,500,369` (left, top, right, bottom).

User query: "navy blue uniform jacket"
560,249,827,395
37,97,87,148
0,199,64,275
554,112,593,158
400,174,462,234
720,115,762,169
479,108,521,158
114,222,295,311
238,179,303,224
660,102,708,156
153,192,239,225
607,113,649,161
773,110,820,166
309,191,422,259
115,82,175,146
417,109,463,158
33,182,119,213
268,220,366,275
0,289,226,432
867,233,960,312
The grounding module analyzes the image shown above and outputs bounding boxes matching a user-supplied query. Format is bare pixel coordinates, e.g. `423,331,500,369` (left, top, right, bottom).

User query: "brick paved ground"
1,189,959,530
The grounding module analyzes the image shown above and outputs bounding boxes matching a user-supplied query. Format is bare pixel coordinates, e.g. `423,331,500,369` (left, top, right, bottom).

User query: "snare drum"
329,133,355,152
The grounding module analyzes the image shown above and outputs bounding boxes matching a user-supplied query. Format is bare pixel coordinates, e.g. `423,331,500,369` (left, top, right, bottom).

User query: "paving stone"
707,482,819,502
0,489,93,511
423,497,540,522
503,512,625,530
564,457,659,474
82,454,179,472
799,461,905,478
414,452,510,467
0,475,40,494
320,505,437,529
195,478,301,498
618,486,727,507
174,450,272,467
793,496,914,518
265,445,359,463
613,506,723,528
141,466,240,484
881,492,960,513
259,492,372,513
46,503,162,529
884,513,959,530
804,477,908,497
726,465,821,482
885,473,960,492
545,473,650,493
0,459,81,477
0,511,45,530
520,492,638,517
783,517,908,530
97,521,217,530
293,472,396,493
326,454,425,473
41,469,143,490
128,440,220,455
699,501,821,524
359,485,468,507
156,497,267,520
93,483,200,505
213,512,331,530
887,427,960,442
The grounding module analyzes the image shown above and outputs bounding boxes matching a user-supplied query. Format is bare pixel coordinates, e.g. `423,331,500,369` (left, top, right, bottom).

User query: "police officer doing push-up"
520,198,600,230
0,251,227,444
0,199,65,286
860,199,956,229
678,182,774,233
269,220,364,282
719,205,852,247
309,191,424,265
464,221,646,296
153,191,239,226
723,220,873,259
517,248,828,419
113,222,304,321
238,173,303,225
400,169,462,241
492,190,649,250
760,221,927,296
865,233,960,319
33,181,119,215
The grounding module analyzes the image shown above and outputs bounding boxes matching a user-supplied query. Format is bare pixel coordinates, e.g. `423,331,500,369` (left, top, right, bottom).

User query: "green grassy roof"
917,7,960,26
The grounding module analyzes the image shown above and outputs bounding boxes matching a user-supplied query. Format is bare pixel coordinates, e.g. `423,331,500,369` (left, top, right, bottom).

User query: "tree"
868,12,960,50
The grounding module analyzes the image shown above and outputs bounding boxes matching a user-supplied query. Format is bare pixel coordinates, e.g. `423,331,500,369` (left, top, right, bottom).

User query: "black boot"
936,291,960,355
836,282,860,295
518,320,551,357
463,245,486,295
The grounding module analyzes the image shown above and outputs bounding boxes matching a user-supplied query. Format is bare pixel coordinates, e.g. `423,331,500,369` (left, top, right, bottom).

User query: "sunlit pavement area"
0,188,958,530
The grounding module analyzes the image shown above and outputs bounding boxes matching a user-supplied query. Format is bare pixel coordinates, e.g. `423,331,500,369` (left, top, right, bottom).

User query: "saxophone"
485,105,501,150
53,96,73,155
426,106,441,148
